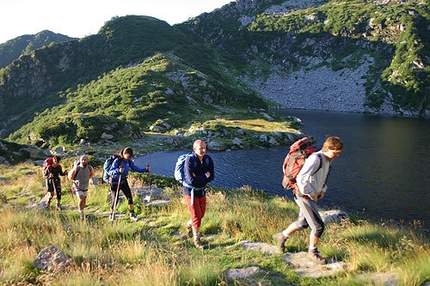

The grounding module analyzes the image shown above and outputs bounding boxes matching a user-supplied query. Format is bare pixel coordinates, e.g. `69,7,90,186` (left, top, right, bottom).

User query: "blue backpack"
102,154,122,183
174,152,193,185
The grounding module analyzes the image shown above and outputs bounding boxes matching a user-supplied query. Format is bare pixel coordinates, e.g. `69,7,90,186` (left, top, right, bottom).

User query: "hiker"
43,155,68,210
183,139,215,249
273,136,343,264
108,147,150,221
68,155,95,220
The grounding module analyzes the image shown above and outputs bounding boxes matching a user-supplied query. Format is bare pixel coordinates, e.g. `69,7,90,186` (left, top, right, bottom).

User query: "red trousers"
184,195,206,228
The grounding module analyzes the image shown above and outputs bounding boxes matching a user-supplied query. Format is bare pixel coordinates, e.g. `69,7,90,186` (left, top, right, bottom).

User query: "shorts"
73,187,88,197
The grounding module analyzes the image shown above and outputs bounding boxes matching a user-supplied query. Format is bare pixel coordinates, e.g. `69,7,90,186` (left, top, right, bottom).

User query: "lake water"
136,109,430,227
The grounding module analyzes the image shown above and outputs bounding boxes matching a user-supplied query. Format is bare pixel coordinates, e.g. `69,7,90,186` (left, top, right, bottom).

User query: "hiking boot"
79,211,85,220
184,222,193,238
56,202,62,211
309,248,327,265
130,212,138,222
109,213,115,222
193,237,205,249
273,232,287,253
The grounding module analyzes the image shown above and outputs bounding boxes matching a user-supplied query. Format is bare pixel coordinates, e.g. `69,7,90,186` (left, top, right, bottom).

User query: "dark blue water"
136,109,430,226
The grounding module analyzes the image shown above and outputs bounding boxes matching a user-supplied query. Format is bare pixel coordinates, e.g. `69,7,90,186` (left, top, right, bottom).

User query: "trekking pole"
111,174,122,223
147,165,151,191
52,177,61,211
69,179,76,204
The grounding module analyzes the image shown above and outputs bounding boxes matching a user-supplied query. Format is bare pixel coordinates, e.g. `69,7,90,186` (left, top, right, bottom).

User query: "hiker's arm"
89,166,95,179
206,158,214,182
129,160,148,173
184,158,204,186
59,166,68,176
68,166,77,180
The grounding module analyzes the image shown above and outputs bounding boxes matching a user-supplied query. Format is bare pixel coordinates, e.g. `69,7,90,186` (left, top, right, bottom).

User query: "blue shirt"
183,153,214,197
108,158,148,185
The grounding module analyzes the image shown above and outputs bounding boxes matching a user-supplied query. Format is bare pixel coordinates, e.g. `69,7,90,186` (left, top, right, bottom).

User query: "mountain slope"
179,0,430,116
0,30,75,68
8,52,267,146
1,0,429,146
0,16,192,137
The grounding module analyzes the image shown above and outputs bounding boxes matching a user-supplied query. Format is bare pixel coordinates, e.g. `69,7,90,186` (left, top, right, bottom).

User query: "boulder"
100,132,114,140
319,210,350,225
34,246,75,272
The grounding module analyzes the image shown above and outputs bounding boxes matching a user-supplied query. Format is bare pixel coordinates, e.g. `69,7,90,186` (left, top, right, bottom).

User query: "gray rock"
149,125,164,133
100,132,114,140
232,137,242,146
283,252,348,278
319,210,350,225
34,246,75,272
226,266,260,279
207,141,225,151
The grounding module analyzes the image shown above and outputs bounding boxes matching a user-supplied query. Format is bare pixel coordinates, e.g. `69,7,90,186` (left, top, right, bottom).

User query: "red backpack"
42,157,54,180
282,137,319,189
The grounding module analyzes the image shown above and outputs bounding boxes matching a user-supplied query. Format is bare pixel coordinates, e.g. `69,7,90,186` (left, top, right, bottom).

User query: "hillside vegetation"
0,30,75,68
0,163,429,285
181,0,430,115
7,52,268,148
1,15,289,150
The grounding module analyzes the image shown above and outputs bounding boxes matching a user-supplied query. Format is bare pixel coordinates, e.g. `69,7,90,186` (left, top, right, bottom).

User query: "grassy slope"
0,163,429,285
7,50,278,149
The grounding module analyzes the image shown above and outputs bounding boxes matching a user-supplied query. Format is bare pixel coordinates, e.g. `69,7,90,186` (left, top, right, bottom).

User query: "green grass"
0,163,429,285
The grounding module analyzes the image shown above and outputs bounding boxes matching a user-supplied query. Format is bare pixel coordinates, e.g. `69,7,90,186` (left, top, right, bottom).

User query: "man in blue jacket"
108,147,150,222
183,139,214,248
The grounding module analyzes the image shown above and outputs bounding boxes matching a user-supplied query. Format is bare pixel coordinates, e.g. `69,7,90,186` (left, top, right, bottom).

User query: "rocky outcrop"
244,56,398,115
34,246,75,272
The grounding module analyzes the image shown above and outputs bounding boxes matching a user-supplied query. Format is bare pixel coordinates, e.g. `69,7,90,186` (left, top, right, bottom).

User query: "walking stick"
147,165,151,191
52,177,61,211
70,179,76,204
111,174,122,222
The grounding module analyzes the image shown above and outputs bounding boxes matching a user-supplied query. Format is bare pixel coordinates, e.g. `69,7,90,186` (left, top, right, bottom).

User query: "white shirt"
296,151,330,197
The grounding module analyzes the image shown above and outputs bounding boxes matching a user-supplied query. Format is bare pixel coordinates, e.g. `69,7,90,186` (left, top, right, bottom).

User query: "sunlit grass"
1,164,429,285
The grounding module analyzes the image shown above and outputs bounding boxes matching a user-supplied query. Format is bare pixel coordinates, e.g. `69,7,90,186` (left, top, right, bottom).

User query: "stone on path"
226,266,260,279
283,252,348,278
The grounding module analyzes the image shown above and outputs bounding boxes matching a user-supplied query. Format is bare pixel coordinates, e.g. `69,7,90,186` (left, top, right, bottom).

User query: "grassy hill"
0,16,190,138
1,15,289,150
0,162,429,285
0,30,75,68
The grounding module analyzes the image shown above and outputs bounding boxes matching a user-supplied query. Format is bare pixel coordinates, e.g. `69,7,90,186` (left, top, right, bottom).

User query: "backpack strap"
312,153,323,176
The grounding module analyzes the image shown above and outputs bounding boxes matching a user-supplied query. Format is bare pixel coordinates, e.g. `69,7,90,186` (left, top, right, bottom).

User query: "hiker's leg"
296,198,324,249
46,179,54,204
191,196,206,237
109,184,117,212
283,222,300,237
184,195,199,229
121,181,134,212
198,195,206,220
310,234,320,249
46,190,54,208
78,192,87,211
54,179,62,205
284,196,310,236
